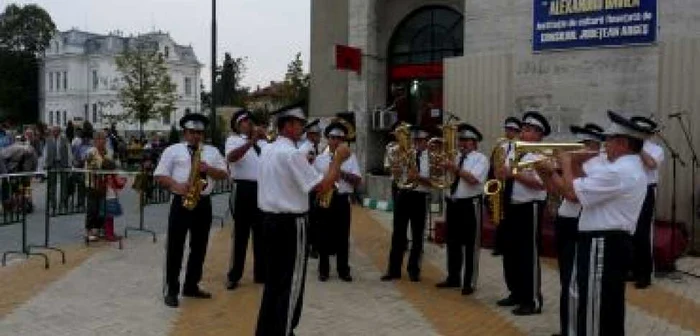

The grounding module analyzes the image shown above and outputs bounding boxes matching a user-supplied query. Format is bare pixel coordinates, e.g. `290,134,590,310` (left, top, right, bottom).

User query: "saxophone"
483,138,509,226
317,148,337,209
182,145,206,211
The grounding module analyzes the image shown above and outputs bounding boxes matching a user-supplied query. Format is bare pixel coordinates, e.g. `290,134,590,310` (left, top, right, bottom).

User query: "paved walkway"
1,205,699,335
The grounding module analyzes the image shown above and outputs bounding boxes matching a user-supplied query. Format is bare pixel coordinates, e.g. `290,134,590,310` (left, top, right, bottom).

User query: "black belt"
234,179,257,185
648,183,657,188
263,212,306,219
446,195,482,202
172,194,211,200
579,230,630,238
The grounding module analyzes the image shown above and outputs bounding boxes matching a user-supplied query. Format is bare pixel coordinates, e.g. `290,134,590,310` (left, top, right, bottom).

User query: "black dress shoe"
339,274,353,282
319,274,329,282
512,305,542,316
491,250,503,256
496,296,518,307
551,333,562,336
226,281,239,290
164,295,179,308
461,287,475,296
182,288,212,299
634,281,651,289
435,280,461,288
409,274,421,282
380,274,400,281
309,250,319,259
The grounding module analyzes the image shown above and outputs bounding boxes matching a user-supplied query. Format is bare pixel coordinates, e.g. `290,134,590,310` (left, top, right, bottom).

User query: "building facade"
311,0,700,232
40,29,201,133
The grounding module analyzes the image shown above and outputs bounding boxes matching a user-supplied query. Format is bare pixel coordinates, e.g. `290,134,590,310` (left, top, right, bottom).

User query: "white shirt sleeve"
470,154,490,183
573,167,624,207
645,142,664,167
287,150,323,193
343,154,362,178
206,146,227,171
154,146,174,177
225,136,246,159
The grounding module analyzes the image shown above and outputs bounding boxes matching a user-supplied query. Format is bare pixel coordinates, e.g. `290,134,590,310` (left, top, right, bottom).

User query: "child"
103,159,126,242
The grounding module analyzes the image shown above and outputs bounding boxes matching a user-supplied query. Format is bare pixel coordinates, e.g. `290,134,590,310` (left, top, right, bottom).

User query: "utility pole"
210,0,217,145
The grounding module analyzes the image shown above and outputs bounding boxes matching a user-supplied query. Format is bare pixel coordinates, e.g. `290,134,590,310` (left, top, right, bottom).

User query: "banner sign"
533,0,657,51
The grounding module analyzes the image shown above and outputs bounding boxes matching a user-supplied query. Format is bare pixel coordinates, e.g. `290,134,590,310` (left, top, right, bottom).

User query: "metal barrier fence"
1,169,235,269
1,172,49,268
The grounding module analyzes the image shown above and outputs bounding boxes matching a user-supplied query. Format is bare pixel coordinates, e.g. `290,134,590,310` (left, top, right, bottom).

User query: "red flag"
335,45,362,74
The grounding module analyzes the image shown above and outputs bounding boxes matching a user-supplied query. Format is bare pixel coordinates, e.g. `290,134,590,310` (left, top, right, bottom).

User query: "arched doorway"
388,6,463,129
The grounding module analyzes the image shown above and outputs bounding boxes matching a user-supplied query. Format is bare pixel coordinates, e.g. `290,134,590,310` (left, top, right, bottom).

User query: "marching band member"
155,114,228,308
537,111,647,336
629,116,664,289
255,103,351,336
299,119,323,258
549,123,605,336
435,123,489,295
226,109,268,290
492,117,521,256
381,125,432,283
497,111,549,316
313,120,362,282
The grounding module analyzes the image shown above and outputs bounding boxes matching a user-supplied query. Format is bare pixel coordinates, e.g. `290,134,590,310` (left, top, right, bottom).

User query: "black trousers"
632,185,656,284
555,215,579,334
493,178,514,253
569,231,631,336
318,193,352,277
163,195,213,297
308,191,319,252
445,196,482,290
386,190,427,277
502,201,544,308
256,213,308,336
228,180,265,284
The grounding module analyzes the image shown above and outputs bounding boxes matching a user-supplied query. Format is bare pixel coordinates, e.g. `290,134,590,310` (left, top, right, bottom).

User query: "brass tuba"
483,138,510,226
317,117,357,208
182,144,206,210
386,122,417,189
427,123,458,189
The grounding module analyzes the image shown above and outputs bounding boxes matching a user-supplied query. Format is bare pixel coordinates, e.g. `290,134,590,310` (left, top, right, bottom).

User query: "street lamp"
210,0,217,145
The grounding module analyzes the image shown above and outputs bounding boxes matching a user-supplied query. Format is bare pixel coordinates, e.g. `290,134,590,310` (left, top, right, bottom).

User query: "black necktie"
253,142,261,155
450,153,467,196
314,144,319,155
415,150,422,171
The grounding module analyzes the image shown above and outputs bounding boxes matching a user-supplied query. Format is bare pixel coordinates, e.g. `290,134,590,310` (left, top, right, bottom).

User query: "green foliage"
215,53,249,107
0,4,56,55
279,52,310,111
112,44,178,132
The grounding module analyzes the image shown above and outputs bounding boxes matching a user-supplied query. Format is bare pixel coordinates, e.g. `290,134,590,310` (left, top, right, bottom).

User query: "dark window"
92,104,97,123
56,72,61,91
62,111,67,126
163,112,171,125
63,71,67,90
92,70,98,90
388,7,463,66
49,111,53,125
84,104,89,121
49,73,53,91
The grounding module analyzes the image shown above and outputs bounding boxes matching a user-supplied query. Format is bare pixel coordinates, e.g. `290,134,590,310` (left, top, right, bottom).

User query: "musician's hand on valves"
199,162,210,174
171,182,189,196
533,159,555,177
443,159,458,173
496,166,512,179
334,144,351,162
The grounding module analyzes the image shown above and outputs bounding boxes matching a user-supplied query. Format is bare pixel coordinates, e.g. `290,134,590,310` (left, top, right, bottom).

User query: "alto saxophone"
182,145,206,211
317,149,337,209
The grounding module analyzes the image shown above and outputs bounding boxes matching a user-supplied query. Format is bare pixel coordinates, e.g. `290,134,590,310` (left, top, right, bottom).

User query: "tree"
167,124,180,145
212,52,249,107
280,52,310,109
112,43,178,136
0,4,56,124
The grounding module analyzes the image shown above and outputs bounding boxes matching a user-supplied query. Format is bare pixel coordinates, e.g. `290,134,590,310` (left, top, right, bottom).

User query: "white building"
40,29,201,134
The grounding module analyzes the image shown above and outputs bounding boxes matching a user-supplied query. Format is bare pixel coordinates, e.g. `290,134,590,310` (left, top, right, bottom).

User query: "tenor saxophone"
182,145,205,211
483,138,509,226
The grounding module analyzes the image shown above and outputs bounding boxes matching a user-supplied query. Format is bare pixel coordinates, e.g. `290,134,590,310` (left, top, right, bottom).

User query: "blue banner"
533,0,657,51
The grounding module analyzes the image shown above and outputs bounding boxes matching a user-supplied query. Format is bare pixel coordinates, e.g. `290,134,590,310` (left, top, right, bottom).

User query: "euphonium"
427,123,458,189
386,122,417,189
483,138,510,226
182,145,206,211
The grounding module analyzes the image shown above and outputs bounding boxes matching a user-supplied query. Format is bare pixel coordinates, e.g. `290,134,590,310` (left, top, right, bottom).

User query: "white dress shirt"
510,152,547,203
153,143,227,196
557,154,606,218
413,149,431,193
573,154,646,234
313,149,361,194
642,140,664,185
451,150,489,199
225,134,267,182
258,136,323,214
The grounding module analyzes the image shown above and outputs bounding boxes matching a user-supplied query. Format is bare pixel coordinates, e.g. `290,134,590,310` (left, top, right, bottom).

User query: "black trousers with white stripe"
569,231,631,336
256,213,308,336
387,190,427,277
163,195,212,297
502,201,544,308
555,215,579,334
228,180,265,284
632,185,656,284
318,193,352,277
445,196,482,290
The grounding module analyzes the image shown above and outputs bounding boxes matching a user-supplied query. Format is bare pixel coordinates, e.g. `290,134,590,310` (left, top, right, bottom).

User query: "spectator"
102,158,126,242
1,135,38,213
65,121,75,143
0,120,11,149
45,126,72,208
84,131,115,241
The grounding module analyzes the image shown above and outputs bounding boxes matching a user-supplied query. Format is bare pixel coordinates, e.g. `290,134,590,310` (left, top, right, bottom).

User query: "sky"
9,0,310,91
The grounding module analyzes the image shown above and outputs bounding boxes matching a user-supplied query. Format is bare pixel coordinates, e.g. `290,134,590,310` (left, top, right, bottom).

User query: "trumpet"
510,141,586,174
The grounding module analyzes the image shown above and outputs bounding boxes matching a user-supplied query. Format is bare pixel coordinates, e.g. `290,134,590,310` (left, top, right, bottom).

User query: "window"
185,108,191,115
49,111,53,125
84,104,89,121
92,104,97,123
55,111,60,125
163,112,171,125
164,46,170,58
92,70,98,90
56,72,61,91
49,73,53,91
62,111,67,126
185,77,192,96
63,71,67,90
